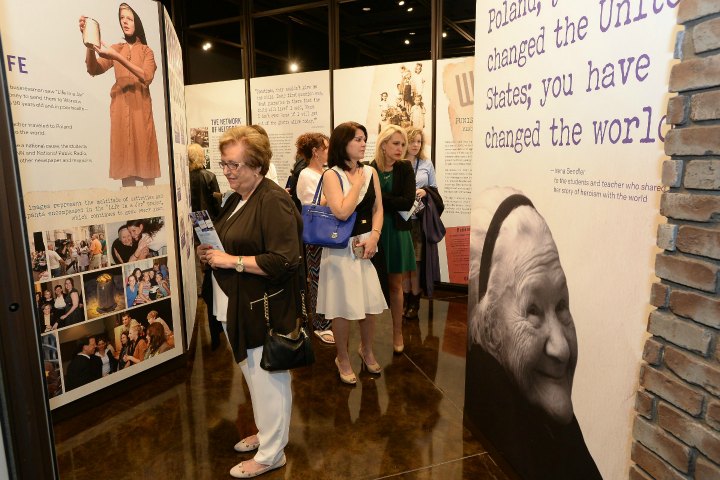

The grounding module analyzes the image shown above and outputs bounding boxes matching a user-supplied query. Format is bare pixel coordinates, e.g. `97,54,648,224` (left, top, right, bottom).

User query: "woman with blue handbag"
316,122,387,385
294,132,333,344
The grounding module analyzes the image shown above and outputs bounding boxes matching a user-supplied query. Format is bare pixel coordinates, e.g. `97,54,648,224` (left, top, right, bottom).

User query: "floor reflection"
54,294,514,479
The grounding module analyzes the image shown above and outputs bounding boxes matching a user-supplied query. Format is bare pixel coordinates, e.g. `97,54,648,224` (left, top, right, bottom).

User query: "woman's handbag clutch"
301,170,356,248
260,290,315,372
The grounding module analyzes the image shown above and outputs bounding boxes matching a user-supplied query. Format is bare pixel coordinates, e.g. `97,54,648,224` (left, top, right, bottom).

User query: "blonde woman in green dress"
371,125,416,353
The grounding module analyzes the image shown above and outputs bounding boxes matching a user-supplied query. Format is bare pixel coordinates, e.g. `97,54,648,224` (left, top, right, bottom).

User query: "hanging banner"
184,80,247,193
250,70,331,185
466,1,678,478
1,0,183,409
334,60,433,163
435,56,474,284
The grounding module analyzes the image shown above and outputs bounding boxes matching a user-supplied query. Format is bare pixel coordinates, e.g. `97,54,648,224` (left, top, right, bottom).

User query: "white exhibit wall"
250,71,332,182
334,60,433,163
435,56,474,284
184,80,247,192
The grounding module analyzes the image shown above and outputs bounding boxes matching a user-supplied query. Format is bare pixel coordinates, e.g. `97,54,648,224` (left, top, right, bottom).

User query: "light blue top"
411,158,437,189
126,285,138,307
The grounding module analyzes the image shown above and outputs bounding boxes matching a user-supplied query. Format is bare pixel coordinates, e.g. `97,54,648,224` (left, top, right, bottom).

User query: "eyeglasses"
218,161,247,171
352,136,367,143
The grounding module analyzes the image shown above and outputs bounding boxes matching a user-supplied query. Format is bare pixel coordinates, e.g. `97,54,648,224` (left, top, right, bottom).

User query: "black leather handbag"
260,289,315,371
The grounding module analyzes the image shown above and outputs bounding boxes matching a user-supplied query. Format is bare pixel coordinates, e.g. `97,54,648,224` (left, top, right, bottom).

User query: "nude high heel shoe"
335,357,357,385
357,347,382,374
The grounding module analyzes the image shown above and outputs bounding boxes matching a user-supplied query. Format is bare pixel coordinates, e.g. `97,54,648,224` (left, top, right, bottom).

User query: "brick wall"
630,2,720,479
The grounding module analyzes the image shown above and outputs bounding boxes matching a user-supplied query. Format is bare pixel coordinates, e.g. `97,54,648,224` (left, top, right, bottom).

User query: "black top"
65,354,102,391
464,345,603,480
111,238,135,264
370,159,415,231
190,168,221,219
212,179,304,363
350,168,376,236
288,157,308,212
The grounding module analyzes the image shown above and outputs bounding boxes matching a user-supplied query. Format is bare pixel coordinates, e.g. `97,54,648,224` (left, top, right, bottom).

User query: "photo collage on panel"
32,216,175,398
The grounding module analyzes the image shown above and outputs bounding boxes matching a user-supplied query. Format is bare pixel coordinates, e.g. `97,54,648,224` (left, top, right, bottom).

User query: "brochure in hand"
189,210,224,251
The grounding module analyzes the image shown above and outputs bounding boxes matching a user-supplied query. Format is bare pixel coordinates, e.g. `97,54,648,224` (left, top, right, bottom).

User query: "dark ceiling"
159,0,476,84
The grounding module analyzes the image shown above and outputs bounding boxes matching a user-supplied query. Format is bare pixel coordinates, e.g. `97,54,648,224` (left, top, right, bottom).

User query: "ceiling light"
202,42,212,51
398,1,405,5
407,7,413,12
363,7,371,11
409,32,415,35
442,32,447,38
290,62,299,72
404,39,410,45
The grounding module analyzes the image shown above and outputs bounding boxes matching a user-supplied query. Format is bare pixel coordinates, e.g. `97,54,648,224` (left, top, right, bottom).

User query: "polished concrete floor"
53,292,515,479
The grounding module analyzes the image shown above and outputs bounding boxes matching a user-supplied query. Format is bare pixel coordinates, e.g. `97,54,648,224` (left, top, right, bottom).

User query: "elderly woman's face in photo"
491,228,578,425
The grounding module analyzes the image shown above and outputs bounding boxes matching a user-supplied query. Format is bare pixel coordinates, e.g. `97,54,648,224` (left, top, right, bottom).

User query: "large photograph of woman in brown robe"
79,2,160,187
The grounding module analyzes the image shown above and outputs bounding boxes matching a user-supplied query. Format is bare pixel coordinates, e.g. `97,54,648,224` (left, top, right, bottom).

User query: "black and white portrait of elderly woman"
464,187,602,480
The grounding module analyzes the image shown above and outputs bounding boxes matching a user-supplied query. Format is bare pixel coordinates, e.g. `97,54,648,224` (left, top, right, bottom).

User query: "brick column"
630,2,720,479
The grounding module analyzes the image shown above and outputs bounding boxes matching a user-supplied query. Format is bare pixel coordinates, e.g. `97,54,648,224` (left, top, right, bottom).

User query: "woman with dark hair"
60,278,85,326
53,285,67,321
144,322,171,359
156,270,170,298
125,274,139,306
78,241,90,272
116,331,131,371
135,270,152,305
95,336,118,376
127,218,166,256
294,132,333,344
78,3,160,187
316,122,387,385
112,225,144,264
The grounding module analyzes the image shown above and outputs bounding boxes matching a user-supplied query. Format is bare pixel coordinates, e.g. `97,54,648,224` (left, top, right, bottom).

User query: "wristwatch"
235,256,245,273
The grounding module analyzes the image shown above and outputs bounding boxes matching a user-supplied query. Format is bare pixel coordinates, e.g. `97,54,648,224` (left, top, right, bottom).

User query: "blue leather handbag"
301,170,357,248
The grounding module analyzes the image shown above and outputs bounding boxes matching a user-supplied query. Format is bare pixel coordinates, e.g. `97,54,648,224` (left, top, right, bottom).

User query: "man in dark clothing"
65,336,102,391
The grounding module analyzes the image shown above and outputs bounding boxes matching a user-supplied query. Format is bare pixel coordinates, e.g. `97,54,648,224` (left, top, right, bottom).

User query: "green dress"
379,170,416,273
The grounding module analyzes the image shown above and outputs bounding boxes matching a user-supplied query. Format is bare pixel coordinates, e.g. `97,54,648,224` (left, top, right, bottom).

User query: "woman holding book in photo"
79,3,160,187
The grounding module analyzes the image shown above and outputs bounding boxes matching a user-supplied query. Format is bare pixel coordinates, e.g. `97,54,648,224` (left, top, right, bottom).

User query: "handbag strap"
262,291,307,331
311,169,345,205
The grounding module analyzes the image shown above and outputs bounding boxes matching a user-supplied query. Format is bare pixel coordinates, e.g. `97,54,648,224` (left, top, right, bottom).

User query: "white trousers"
239,346,292,465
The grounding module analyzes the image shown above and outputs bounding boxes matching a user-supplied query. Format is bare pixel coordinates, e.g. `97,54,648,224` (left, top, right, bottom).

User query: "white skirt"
316,233,387,320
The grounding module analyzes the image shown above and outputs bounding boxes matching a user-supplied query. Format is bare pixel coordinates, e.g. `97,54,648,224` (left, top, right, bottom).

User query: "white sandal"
313,329,335,344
